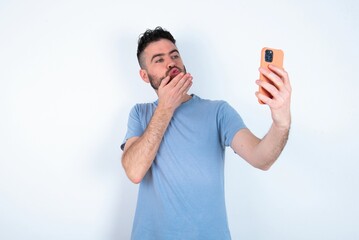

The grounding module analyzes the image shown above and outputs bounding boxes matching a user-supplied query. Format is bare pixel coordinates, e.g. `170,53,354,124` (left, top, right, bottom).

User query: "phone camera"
265,49,273,63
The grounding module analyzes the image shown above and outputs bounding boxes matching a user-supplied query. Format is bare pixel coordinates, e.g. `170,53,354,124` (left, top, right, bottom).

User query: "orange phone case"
259,47,284,104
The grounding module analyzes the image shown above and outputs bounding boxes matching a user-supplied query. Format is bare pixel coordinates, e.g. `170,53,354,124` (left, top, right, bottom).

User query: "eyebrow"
150,49,179,63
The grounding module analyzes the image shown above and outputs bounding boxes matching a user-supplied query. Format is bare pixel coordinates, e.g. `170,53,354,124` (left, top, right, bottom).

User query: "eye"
155,58,164,63
171,54,180,60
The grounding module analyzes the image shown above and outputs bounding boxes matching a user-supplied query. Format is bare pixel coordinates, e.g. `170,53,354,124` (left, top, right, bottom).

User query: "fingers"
256,66,291,107
157,73,193,111
158,72,193,101
166,72,193,94
178,73,193,94
158,75,172,95
159,76,171,88
259,67,281,90
267,64,291,91
255,85,278,106
258,65,291,93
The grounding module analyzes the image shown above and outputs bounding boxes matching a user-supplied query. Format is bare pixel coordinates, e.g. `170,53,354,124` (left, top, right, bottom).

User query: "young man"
121,27,291,239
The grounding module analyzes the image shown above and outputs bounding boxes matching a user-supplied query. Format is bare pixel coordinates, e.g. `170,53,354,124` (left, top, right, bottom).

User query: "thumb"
159,76,171,89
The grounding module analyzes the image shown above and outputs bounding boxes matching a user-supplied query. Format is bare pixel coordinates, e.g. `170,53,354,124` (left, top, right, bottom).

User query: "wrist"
272,120,291,132
156,104,175,118
271,110,291,131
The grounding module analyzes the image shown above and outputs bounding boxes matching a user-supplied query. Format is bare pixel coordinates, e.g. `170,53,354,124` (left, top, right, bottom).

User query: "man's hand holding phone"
256,48,292,130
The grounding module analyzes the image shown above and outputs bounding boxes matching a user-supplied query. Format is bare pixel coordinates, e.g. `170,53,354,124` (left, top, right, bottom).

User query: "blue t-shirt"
122,95,246,240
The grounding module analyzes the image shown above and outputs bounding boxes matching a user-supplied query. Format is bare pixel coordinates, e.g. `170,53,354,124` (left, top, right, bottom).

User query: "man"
121,27,291,239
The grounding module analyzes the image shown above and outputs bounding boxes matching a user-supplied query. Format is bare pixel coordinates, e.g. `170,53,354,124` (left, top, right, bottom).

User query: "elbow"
249,155,277,171
123,167,143,184
254,161,273,171
128,175,142,184
122,163,143,184
121,157,142,184
257,164,271,171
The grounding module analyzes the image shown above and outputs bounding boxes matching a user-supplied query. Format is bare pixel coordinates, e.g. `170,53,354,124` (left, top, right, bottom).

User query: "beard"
148,66,187,90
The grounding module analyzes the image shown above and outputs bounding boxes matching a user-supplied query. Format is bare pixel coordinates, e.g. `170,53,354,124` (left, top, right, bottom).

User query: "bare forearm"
254,124,290,170
122,107,173,183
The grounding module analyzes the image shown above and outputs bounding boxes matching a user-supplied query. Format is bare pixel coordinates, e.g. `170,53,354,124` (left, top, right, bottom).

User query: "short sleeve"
217,102,247,147
121,105,145,150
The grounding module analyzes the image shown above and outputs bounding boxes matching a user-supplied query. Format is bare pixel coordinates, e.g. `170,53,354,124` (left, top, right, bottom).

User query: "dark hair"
137,26,176,68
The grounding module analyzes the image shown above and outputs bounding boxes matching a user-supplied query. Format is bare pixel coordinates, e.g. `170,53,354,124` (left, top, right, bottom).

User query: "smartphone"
258,47,284,104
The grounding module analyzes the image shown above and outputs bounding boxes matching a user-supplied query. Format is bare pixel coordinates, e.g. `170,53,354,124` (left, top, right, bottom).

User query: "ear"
139,69,150,83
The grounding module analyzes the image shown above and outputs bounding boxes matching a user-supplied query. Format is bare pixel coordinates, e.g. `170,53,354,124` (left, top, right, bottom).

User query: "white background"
1,0,358,239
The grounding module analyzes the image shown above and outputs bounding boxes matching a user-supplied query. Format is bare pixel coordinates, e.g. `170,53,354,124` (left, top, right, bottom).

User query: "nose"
167,59,175,69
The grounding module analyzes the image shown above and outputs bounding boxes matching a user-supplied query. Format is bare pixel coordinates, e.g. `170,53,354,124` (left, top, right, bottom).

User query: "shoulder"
130,101,157,114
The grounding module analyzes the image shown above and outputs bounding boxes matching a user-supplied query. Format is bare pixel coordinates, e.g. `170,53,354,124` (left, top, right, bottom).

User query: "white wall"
1,0,358,239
